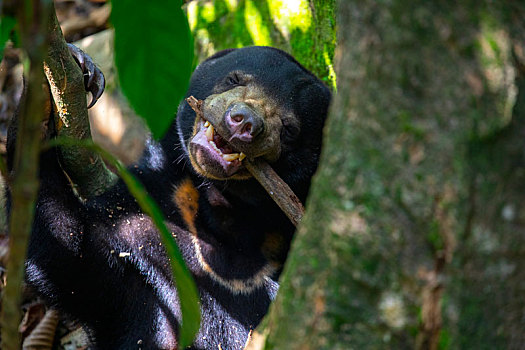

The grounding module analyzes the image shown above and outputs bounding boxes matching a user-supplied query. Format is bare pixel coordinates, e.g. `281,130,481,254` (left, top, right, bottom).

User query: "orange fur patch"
261,232,284,262
173,178,278,293
173,178,199,234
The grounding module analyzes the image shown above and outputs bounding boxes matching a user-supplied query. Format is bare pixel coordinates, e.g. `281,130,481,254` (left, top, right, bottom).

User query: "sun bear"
7,46,331,349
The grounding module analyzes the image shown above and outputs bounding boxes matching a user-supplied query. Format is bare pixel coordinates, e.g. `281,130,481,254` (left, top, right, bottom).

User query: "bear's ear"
204,48,238,63
292,77,331,132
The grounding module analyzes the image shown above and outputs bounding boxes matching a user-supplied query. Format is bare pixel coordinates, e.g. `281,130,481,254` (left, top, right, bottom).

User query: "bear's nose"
225,102,264,143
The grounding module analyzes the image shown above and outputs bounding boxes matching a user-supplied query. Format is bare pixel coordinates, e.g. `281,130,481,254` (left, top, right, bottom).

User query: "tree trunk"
252,1,525,349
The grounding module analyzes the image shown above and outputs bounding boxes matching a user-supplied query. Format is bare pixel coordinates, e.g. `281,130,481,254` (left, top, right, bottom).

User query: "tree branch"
0,1,52,348
44,6,117,198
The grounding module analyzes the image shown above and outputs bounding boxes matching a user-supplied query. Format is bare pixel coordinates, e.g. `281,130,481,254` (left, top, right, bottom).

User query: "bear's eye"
227,73,240,86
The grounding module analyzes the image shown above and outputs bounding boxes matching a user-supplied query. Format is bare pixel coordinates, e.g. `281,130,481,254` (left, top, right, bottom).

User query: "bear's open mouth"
189,118,248,179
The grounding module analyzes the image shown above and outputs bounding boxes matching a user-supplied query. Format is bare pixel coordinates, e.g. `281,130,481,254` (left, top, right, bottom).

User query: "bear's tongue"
190,122,245,177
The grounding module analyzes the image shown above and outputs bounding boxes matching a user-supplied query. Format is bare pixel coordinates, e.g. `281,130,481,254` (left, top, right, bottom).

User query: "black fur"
7,46,331,349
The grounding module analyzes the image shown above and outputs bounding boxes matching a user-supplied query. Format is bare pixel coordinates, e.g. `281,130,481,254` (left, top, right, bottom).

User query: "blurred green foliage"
185,0,336,89
0,16,16,62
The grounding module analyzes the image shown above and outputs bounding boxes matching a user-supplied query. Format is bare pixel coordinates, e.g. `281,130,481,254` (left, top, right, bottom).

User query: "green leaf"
46,138,201,349
113,156,201,349
111,0,193,140
0,16,16,61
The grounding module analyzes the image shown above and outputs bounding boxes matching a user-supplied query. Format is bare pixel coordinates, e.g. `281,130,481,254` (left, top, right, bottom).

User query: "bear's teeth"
204,122,244,161
209,140,221,154
223,153,239,161
206,124,214,141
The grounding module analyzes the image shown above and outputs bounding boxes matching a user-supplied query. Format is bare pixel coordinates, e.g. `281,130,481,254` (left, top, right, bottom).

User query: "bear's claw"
67,43,105,109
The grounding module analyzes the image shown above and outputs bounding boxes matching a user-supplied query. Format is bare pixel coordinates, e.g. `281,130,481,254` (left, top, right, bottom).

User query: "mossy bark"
44,10,117,198
252,1,525,349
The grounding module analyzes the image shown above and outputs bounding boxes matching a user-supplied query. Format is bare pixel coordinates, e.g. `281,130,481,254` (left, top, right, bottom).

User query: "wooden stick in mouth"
186,96,305,226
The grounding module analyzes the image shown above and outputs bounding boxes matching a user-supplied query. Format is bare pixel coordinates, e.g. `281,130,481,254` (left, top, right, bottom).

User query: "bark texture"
44,10,117,198
255,1,525,349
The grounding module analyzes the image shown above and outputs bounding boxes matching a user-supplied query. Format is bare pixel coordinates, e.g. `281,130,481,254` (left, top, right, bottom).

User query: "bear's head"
171,47,331,202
